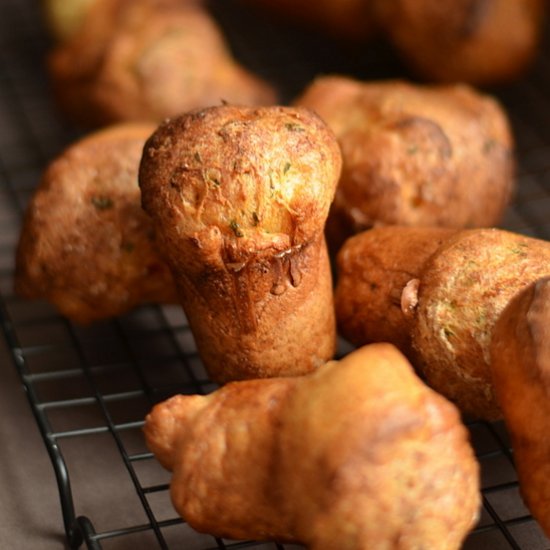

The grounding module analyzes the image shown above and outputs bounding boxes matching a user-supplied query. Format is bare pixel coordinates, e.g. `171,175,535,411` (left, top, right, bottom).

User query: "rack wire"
1,0,550,548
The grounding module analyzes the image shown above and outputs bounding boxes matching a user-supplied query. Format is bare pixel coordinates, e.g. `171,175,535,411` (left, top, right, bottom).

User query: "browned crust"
491,277,550,537
145,378,295,540
335,226,550,420
413,228,550,420
373,0,546,85
144,344,480,548
15,123,178,324
139,104,341,382
335,226,458,355
295,76,515,252
48,0,276,127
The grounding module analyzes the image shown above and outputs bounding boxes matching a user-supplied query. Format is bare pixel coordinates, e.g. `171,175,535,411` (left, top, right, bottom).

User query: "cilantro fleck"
285,122,304,132
443,327,455,339
483,139,497,154
91,196,114,210
204,168,221,186
229,220,243,237
510,243,529,256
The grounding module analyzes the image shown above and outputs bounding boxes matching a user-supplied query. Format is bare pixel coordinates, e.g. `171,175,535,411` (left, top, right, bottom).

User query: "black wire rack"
1,0,550,549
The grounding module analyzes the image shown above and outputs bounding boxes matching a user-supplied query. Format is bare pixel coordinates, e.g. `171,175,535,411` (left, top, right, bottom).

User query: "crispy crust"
373,0,546,85
295,76,514,252
15,123,177,324
413,229,550,420
335,226,458,355
139,104,341,382
144,344,480,548
491,277,550,537
48,0,276,127
335,227,550,420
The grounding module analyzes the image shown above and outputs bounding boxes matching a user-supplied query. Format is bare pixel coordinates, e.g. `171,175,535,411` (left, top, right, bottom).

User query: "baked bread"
144,344,480,549
491,277,550,537
48,0,276,127
139,104,341,383
41,0,97,42
335,226,459,357
373,0,546,85
295,76,514,251
15,123,177,324
42,0,202,42
335,226,550,420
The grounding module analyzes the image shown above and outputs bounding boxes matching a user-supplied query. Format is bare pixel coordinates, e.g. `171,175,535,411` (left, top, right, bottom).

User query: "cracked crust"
139,104,341,382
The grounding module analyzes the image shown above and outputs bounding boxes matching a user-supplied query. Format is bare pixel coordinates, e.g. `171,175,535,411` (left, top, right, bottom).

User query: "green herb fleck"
252,211,260,226
483,139,497,154
204,168,221,186
407,145,418,155
285,122,304,132
443,327,455,339
194,151,202,163
476,311,487,326
91,196,114,210
283,162,291,174
510,242,529,256
269,172,276,197
229,220,243,237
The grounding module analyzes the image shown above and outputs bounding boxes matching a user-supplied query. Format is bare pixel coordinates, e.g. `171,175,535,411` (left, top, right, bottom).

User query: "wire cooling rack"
1,1,550,549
